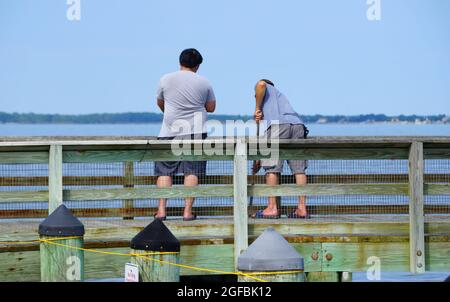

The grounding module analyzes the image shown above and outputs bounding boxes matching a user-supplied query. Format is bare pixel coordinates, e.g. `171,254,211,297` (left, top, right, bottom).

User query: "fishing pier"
0,136,449,281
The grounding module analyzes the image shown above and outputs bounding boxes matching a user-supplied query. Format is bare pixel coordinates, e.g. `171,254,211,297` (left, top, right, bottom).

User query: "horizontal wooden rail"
1,174,449,187
1,205,450,219
0,184,449,203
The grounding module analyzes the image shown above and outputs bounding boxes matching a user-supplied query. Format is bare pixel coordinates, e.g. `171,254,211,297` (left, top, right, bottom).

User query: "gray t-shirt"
156,70,216,138
262,84,303,131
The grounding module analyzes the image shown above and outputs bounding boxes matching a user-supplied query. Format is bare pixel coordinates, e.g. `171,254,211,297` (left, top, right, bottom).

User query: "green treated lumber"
307,272,340,282
40,236,84,282
409,142,426,274
425,184,450,195
123,162,134,220
0,191,48,202
233,138,248,269
0,151,49,164
2,219,450,245
2,240,450,282
250,184,410,197
63,150,233,163
273,148,410,160
0,183,445,204
423,148,450,159
48,145,63,214
131,249,180,282
63,186,234,201
7,203,450,219
1,174,449,187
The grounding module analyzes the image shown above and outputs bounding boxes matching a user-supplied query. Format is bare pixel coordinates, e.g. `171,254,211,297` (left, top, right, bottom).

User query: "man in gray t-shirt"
252,79,309,219
154,48,216,222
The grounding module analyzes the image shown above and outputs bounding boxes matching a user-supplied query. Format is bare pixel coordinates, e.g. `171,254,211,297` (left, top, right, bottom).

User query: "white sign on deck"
124,263,139,282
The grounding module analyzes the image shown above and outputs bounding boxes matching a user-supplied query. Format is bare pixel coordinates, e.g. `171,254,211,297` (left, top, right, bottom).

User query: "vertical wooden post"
233,137,248,269
130,220,180,282
48,144,63,214
408,141,425,274
39,205,85,282
123,162,135,220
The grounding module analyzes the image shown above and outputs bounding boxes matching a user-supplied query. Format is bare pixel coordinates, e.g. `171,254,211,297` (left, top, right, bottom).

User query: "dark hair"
261,79,275,87
179,48,203,68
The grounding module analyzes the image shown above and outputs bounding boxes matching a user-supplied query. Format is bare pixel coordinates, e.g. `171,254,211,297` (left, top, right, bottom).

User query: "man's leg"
156,176,172,218
260,172,280,216
294,173,308,217
184,174,198,219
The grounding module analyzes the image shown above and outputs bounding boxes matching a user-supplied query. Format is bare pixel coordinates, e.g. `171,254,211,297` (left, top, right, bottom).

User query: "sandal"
183,213,197,221
251,210,281,219
153,213,167,221
287,211,310,219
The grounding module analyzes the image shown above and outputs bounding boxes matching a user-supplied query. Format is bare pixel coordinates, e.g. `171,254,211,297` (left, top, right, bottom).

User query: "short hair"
261,79,275,87
179,48,203,68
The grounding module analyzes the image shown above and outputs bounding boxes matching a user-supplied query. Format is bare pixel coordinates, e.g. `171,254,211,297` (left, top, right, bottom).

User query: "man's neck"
180,66,197,73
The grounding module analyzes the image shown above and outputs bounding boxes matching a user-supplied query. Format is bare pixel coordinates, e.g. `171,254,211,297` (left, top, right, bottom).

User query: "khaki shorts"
262,124,308,174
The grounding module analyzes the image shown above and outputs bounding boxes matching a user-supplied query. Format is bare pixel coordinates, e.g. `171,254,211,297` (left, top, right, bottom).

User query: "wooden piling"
130,219,180,282
39,205,85,282
238,228,305,282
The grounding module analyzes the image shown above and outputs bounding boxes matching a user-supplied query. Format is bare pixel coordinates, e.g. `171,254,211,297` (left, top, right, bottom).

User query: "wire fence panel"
0,163,48,220
424,159,450,219
0,157,448,224
249,159,411,222
62,160,236,221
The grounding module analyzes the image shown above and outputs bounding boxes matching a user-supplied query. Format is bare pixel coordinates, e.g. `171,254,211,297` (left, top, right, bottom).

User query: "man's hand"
254,109,263,123
252,160,261,174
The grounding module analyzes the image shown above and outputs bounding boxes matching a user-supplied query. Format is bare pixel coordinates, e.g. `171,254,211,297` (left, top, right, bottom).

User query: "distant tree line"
0,112,448,124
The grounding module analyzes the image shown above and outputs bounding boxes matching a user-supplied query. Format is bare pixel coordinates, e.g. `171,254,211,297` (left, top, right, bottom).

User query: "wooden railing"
1,136,449,274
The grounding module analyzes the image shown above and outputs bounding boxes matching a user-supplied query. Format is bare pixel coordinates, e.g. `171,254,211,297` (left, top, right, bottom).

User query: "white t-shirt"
156,70,216,138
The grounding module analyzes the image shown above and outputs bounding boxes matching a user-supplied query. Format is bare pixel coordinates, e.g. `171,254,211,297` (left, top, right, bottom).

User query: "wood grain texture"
408,142,425,273
40,236,84,282
2,204,448,219
0,151,48,164
1,174,448,187
123,162,134,220
233,138,248,269
131,249,180,282
48,145,63,214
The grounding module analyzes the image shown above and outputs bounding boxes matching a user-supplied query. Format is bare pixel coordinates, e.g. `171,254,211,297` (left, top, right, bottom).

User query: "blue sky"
0,0,449,115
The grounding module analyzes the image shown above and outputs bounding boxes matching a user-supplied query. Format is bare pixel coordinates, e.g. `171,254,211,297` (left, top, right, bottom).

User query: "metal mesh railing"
424,159,450,218
0,163,48,219
249,159,411,222
0,155,448,223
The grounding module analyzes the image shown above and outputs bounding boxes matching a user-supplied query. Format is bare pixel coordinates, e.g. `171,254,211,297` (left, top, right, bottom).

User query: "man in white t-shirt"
154,48,216,221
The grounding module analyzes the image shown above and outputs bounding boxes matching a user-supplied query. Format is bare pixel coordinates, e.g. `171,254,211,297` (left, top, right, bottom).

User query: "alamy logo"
366,256,381,281
366,0,381,21
67,0,81,21
66,256,81,281
169,113,280,161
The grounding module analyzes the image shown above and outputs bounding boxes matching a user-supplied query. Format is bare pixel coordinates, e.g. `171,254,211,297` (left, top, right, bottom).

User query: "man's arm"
157,99,165,112
205,100,216,113
205,84,216,113
254,80,267,122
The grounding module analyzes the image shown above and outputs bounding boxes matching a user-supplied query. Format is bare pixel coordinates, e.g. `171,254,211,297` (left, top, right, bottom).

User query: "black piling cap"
39,205,85,237
130,219,180,252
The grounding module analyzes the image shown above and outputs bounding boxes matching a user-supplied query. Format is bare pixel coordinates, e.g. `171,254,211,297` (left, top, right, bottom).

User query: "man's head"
260,79,275,87
179,48,203,72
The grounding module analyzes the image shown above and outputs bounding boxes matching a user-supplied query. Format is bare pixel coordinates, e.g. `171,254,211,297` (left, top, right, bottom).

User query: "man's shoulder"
159,71,181,82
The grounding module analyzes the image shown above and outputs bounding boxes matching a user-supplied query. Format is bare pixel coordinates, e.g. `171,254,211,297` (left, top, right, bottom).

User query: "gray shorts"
154,134,207,177
262,124,308,174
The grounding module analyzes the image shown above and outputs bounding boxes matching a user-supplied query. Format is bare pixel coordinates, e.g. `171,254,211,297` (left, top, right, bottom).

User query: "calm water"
1,123,449,282
0,123,449,136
